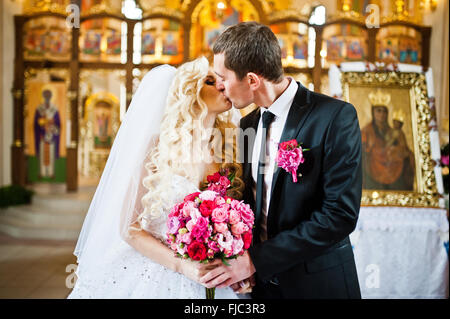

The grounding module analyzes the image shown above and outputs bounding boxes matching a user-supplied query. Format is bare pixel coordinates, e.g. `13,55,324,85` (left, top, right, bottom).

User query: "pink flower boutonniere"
276,139,309,183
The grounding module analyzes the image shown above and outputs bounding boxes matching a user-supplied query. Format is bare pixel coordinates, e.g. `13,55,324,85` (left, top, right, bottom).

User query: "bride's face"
200,70,232,114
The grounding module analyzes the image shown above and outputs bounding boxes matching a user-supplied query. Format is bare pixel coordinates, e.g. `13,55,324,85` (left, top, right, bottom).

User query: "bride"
68,57,250,298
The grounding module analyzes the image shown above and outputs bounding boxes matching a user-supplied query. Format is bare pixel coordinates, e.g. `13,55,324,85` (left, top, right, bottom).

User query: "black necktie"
255,111,276,235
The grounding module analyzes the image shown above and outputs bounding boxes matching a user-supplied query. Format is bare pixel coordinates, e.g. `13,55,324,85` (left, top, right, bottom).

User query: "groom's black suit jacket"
240,83,362,299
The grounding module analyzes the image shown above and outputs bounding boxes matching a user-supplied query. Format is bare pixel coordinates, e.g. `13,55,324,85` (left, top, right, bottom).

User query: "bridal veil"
73,65,177,280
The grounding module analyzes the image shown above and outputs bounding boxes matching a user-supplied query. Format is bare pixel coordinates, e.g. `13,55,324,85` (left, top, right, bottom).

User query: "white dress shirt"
251,78,298,242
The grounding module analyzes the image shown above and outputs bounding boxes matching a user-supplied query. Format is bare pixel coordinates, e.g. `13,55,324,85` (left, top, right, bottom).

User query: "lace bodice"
140,174,200,242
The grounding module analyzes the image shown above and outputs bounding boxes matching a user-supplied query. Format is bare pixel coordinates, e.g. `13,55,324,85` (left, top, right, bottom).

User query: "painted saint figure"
34,88,61,179
361,91,414,191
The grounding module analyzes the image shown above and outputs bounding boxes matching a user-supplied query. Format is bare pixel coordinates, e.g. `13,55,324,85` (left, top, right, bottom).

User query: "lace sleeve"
119,135,159,240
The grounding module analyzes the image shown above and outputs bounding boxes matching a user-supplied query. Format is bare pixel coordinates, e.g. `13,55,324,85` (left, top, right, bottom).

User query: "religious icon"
379,38,398,63
93,100,113,149
399,38,419,64
83,30,102,55
361,90,415,191
24,27,47,57
346,39,364,60
33,87,61,179
326,36,344,62
335,69,439,207
47,28,70,57
293,35,307,60
106,29,121,55
162,32,178,56
277,36,287,59
142,31,156,55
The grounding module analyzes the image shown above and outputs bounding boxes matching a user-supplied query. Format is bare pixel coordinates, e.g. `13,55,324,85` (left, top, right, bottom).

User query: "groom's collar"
260,77,298,119
293,81,311,108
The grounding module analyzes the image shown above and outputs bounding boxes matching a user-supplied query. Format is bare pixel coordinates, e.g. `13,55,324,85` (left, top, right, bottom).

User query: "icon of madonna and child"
361,90,415,191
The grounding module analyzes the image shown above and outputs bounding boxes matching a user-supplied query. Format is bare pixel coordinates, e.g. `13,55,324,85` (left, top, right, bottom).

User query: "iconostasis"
12,0,432,190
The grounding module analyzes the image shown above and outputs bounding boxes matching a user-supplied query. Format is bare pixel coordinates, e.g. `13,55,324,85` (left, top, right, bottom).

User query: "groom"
200,22,362,299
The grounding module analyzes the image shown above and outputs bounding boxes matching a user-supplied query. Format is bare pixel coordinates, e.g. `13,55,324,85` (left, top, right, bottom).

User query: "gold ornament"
369,89,391,107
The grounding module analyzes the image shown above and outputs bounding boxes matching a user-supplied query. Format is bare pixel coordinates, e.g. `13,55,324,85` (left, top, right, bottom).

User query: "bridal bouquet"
166,169,254,299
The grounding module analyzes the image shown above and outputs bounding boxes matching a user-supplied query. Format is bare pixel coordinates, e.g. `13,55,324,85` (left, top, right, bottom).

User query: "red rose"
207,172,221,184
199,200,216,217
242,231,253,249
280,139,298,151
187,241,207,261
184,192,201,202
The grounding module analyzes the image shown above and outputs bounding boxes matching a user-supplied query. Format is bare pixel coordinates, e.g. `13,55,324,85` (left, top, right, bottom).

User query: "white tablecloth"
350,206,449,299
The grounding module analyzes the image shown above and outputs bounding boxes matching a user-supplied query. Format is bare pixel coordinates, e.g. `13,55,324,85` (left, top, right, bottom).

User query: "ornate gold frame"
342,71,440,208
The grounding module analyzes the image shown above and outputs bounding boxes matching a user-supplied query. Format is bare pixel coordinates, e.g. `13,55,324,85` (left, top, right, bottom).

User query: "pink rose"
231,222,248,236
208,240,220,252
214,222,228,234
180,232,192,245
167,217,181,234
228,209,241,225
192,217,209,241
219,176,231,188
237,202,254,227
232,237,244,255
211,206,229,223
230,199,240,210
182,201,196,218
177,244,187,256
168,205,180,218
195,216,209,230
199,190,217,201
186,220,195,232
208,184,227,197
215,196,226,206
192,225,208,242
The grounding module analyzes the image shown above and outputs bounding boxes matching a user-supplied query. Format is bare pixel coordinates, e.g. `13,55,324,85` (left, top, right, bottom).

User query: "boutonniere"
275,139,309,183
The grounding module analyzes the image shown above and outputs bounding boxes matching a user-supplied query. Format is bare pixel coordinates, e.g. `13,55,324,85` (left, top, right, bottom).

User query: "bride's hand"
178,258,222,286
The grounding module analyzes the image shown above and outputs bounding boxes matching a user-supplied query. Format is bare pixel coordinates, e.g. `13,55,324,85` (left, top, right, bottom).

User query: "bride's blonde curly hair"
139,57,244,226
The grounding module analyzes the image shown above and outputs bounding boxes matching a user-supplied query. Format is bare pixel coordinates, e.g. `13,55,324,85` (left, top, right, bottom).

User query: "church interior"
0,0,448,299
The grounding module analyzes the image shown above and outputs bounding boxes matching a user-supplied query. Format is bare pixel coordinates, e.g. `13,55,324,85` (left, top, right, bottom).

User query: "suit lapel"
242,108,261,194
270,83,313,197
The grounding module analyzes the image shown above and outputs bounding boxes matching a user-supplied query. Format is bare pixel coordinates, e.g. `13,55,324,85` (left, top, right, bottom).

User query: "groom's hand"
200,251,256,289
231,274,256,294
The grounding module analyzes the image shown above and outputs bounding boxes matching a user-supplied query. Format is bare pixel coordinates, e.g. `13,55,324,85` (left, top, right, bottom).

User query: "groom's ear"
246,72,260,91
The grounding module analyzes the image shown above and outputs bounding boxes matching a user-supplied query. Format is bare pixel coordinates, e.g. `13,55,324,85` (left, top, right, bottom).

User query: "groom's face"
213,53,254,109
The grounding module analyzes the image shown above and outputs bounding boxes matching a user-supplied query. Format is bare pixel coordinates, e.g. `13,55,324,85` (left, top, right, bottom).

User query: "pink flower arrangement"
275,139,308,183
166,171,254,299
166,191,254,261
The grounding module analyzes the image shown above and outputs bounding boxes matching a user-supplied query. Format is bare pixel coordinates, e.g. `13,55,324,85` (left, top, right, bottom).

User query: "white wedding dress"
68,175,245,299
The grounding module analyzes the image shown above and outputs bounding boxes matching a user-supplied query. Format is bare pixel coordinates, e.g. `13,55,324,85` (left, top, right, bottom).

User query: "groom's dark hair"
213,21,284,83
